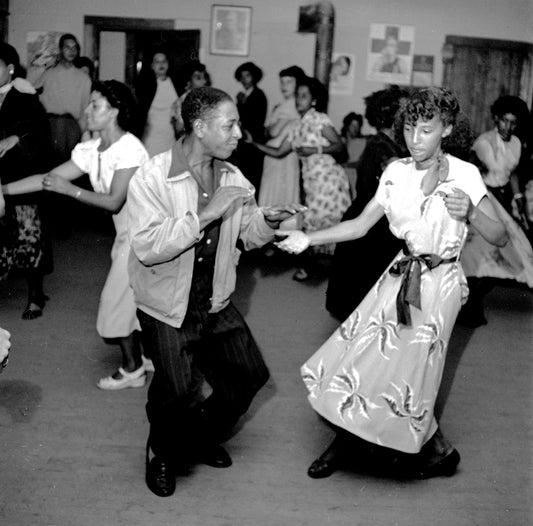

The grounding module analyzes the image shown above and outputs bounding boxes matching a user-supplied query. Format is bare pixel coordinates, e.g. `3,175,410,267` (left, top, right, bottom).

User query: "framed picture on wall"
210,5,252,56
366,23,415,85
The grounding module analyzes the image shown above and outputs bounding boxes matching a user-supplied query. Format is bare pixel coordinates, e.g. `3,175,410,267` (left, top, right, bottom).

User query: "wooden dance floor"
0,225,531,525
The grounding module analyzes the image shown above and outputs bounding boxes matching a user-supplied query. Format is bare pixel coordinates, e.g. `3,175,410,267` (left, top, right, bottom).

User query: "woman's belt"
389,247,457,327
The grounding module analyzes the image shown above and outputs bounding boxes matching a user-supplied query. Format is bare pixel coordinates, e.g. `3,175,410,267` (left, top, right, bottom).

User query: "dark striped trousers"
137,269,269,464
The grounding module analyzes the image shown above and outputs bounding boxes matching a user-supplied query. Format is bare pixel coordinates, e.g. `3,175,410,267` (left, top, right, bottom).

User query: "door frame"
84,15,175,79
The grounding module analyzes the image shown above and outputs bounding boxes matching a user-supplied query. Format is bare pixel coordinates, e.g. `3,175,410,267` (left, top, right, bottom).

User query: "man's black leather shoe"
146,457,176,497
198,445,233,468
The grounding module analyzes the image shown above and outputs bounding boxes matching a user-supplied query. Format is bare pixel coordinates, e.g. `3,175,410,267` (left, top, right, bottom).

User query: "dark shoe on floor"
307,456,338,479
414,448,461,479
22,294,49,320
197,444,232,468
146,457,176,497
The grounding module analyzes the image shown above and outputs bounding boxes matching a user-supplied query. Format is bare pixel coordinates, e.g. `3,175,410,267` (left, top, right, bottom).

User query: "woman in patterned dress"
276,88,507,479
3,81,150,390
246,76,351,280
0,42,53,320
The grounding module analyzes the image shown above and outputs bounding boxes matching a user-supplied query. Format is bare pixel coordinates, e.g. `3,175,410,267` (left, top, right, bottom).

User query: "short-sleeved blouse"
289,108,332,149
71,133,148,195
375,155,486,254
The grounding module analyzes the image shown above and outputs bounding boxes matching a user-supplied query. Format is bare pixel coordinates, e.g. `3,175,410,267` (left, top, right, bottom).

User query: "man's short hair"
59,33,80,54
181,87,233,134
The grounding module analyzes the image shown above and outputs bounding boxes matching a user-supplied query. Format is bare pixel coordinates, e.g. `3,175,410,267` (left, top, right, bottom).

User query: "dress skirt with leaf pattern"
301,156,487,453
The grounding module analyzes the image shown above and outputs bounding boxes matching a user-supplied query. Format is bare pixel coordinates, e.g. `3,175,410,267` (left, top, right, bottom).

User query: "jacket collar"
167,137,236,181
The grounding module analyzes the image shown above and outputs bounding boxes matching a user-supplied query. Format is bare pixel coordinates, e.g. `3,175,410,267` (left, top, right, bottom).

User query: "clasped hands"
42,173,70,195
274,230,310,254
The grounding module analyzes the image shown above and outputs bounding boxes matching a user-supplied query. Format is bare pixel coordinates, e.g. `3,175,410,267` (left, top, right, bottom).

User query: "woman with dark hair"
247,76,351,280
276,87,506,480
232,61,268,195
258,65,305,210
3,80,150,389
0,42,53,320
326,87,407,319
171,61,212,138
341,111,367,167
459,95,533,326
135,49,180,156
179,61,211,103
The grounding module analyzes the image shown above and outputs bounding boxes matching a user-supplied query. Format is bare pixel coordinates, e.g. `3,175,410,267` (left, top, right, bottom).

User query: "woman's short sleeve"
374,161,397,211
111,134,149,170
71,140,97,173
454,161,487,207
317,112,333,128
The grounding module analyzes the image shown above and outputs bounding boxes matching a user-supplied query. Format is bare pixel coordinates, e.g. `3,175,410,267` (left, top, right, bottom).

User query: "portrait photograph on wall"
366,23,415,85
210,5,252,56
330,52,355,95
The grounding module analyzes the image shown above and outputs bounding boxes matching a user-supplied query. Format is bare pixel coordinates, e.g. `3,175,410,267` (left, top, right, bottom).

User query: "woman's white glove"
274,230,310,254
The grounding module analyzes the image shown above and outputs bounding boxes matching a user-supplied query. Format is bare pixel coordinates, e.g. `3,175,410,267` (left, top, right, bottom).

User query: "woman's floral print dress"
301,155,487,453
290,108,351,255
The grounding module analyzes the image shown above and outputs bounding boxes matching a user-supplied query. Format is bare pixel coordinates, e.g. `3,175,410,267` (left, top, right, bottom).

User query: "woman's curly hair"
92,80,138,133
394,87,474,160
364,85,409,130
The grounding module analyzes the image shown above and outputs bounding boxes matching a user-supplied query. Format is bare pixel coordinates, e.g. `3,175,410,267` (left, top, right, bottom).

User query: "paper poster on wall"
411,55,434,87
26,31,63,84
366,23,415,85
330,53,355,95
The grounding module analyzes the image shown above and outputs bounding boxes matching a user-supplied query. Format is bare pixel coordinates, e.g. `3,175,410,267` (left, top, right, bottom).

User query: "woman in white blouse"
3,80,151,390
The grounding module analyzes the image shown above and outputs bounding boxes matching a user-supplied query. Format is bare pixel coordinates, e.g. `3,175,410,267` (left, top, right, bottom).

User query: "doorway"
442,35,532,136
84,15,200,90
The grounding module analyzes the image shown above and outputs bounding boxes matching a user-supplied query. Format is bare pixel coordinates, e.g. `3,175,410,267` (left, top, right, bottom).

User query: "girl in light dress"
4,80,151,390
136,49,180,157
276,87,507,480
258,66,305,211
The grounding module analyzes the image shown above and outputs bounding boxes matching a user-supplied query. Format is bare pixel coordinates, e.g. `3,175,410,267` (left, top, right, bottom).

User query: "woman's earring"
9,70,14,75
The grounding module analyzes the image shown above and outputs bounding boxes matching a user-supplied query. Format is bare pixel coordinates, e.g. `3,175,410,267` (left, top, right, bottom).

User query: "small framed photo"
366,23,415,85
210,5,252,56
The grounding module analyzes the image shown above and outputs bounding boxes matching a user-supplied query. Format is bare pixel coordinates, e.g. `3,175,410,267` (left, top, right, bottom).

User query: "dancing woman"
3,80,150,389
0,42,53,320
276,88,507,479
459,95,533,326
247,76,351,281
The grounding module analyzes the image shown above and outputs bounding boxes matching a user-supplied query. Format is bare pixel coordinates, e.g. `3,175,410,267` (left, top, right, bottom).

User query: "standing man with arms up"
38,34,91,166
37,33,91,236
127,86,303,497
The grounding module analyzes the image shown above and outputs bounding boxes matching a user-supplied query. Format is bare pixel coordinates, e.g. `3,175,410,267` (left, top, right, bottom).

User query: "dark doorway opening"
84,16,200,90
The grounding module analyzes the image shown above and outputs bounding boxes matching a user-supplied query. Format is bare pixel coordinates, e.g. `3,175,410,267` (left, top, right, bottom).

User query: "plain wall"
9,0,533,130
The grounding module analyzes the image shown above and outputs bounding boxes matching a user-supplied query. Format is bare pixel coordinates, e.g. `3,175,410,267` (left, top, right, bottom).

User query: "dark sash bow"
389,249,457,327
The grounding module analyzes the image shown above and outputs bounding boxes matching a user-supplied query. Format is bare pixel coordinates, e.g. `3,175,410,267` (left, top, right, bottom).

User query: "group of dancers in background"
1,37,532,496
